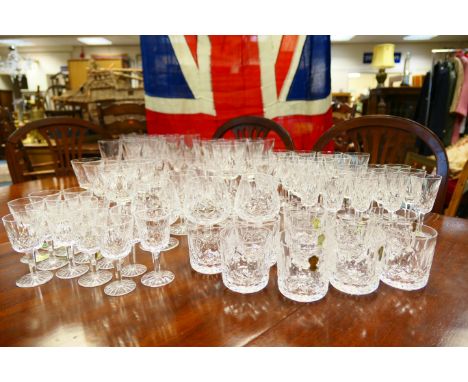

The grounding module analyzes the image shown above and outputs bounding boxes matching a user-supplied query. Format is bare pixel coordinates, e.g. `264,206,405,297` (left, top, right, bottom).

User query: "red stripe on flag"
275,35,299,97
209,36,264,120
145,107,332,151
184,35,198,66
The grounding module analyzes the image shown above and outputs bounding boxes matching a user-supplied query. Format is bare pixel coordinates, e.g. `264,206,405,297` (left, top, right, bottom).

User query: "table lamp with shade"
372,43,395,88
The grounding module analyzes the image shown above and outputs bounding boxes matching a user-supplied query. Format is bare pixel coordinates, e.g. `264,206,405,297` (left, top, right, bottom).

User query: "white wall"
331,40,468,97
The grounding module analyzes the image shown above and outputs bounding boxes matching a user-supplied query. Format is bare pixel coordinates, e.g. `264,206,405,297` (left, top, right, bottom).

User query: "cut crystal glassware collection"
2,134,441,301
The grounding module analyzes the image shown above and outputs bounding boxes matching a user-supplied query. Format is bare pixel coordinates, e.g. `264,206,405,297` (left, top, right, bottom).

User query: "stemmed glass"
414,174,442,227
45,193,89,279
100,213,136,296
71,157,101,189
135,208,174,287
2,213,53,287
98,139,122,160
8,196,47,264
76,207,113,287
110,203,147,278
234,173,280,223
381,171,405,219
169,170,196,235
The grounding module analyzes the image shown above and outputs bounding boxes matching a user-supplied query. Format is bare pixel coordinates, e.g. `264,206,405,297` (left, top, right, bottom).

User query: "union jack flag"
140,35,332,150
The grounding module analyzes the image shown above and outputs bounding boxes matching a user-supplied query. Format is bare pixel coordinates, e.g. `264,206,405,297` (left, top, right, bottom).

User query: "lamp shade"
372,44,395,69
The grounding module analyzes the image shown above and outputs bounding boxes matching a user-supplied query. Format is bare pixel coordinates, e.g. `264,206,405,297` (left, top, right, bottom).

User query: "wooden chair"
0,107,15,159
313,115,449,214
5,117,110,184
213,116,295,150
445,160,468,217
97,102,147,138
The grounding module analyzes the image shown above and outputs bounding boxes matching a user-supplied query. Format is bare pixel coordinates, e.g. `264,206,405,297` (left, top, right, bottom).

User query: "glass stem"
417,212,425,231
131,244,137,264
67,245,75,268
152,251,161,273
28,250,38,275
47,239,55,261
115,259,123,281
90,253,98,274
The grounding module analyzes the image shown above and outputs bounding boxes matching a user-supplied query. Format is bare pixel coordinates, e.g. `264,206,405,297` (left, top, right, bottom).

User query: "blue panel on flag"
140,35,194,99
286,35,331,101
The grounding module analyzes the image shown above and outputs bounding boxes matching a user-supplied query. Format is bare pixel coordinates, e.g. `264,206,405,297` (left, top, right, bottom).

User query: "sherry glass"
169,169,197,235
135,208,174,287
45,193,89,279
100,213,136,296
414,174,442,227
110,203,147,278
8,196,46,264
2,213,53,287
77,207,113,287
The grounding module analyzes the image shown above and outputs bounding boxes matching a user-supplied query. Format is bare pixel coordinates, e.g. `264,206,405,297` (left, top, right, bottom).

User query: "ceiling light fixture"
77,37,112,45
0,39,34,47
403,35,438,41
331,35,355,42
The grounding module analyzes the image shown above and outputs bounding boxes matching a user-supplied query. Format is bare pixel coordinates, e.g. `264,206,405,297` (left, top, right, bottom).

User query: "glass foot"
37,257,68,271
16,271,53,288
56,264,89,279
104,279,136,296
141,270,175,288
74,253,90,264
78,270,113,287
97,258,114,270
20,254,31,264
161,237,179,251
170,223,187,236
122,263,147,277
54,247,68,258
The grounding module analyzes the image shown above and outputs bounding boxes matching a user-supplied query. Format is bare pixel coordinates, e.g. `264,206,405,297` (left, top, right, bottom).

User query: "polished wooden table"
0,176,467,346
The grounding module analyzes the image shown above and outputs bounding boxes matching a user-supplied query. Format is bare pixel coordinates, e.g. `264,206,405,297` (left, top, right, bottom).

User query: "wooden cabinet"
365,87,422,119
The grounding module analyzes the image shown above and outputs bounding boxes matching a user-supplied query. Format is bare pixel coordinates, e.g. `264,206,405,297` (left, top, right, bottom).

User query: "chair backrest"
0,107,15,158
313,115,449,214
5,117,109,184
213,116,295,150
445,160,468,217
97,102,147,137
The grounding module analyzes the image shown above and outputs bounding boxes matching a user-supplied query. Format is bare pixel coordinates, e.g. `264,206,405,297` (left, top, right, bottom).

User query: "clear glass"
234,173,280,223
220,220,271,294
76,207,113,287
135,208,174,287
2,213,53,287
381,224,438,290
330,209,382,295
414,174,442,227
45,193,89,279
71,157,101,189
98,139,122,160
280,206,329,302
100,213,136,296
187,222,223,274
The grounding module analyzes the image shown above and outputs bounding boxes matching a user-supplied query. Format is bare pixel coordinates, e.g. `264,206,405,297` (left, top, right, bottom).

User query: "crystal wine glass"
100,213,136,296
135,208,174,287
2,213,53,287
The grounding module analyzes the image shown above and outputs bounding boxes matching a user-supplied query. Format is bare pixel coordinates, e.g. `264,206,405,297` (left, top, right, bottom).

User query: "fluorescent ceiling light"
77,37,112,45
0,39,34,47
331,35,355,42
403,35,438,41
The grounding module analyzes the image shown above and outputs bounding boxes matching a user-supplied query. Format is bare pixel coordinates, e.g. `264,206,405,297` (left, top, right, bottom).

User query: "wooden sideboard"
364,87,422,119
